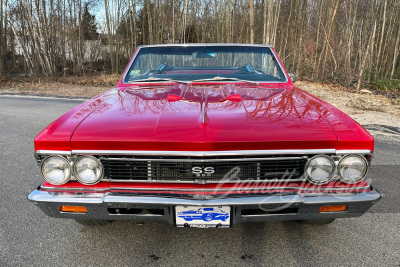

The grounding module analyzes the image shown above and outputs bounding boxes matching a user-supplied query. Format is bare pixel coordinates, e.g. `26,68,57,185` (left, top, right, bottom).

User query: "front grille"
152,161,258,181
102,160,149,180
100,156,308,182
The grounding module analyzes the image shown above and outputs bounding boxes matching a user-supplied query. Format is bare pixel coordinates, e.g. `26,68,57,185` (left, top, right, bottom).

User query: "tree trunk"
390,21,400,78
104,0,115,73
249,0,254,44
356,21,377,91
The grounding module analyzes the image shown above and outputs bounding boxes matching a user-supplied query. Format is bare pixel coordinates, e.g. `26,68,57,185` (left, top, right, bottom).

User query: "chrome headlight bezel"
304,155,336,185
41,156,72,185
73,156,104,185
337,155,368,184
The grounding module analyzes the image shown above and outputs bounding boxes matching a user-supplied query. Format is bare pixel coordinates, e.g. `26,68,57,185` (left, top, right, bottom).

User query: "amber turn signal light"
59,206,87,213
319,205,348,212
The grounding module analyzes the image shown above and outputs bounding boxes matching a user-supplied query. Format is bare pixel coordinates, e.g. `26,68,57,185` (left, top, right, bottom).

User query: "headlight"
73,156,103,185
338,155,368,184
305,155,335,184
41,156,71,185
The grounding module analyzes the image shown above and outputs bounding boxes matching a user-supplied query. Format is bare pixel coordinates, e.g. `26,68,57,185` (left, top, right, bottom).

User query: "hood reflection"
110,84,318,125
70,84,337,151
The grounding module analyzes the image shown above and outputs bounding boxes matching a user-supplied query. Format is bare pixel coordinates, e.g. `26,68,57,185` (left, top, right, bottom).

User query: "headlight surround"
73,156,103,185
338,155,368,184
305,155,336,184
41,156,71,185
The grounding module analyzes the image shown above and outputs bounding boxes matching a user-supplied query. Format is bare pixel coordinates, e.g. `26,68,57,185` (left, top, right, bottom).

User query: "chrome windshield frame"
121,44,289,85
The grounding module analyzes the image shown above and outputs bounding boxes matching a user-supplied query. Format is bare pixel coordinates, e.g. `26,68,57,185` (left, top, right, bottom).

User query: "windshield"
124,46,287,83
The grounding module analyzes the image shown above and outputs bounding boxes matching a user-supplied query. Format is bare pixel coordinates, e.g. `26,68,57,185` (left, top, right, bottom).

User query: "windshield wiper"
130,77,188,84
191,76,259,85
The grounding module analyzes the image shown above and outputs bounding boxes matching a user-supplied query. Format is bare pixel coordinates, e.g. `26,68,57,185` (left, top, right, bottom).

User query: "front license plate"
175,206,231,228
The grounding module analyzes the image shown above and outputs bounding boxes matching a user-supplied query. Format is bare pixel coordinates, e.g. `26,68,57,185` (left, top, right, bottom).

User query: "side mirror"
289,73,296,83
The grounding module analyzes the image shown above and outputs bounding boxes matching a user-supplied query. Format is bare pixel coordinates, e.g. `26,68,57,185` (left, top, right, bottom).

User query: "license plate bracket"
175,206,231,228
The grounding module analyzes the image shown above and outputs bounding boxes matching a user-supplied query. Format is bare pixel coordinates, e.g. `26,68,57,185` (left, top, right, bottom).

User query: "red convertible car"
28,44,380,227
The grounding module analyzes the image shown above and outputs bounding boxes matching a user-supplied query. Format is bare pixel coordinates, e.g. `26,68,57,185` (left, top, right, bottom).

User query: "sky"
93,2,106,32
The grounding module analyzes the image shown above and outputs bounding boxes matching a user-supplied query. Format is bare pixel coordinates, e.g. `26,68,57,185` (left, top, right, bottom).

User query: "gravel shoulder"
297,81,400,142
0,75,118,97
0,83,109,98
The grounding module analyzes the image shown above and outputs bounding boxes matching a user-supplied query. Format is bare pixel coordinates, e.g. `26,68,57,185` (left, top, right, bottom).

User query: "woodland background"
0,0,399,91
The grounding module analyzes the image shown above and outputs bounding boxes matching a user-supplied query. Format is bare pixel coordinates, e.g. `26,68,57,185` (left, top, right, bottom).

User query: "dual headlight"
41,156,103,185
305,155,368,184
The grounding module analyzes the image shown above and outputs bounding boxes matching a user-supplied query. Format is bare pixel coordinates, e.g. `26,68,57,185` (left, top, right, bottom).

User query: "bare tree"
249,0,254,44
1,0,399,88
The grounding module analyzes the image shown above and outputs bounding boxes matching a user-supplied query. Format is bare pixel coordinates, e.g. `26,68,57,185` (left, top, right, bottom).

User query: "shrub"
368,79,400,92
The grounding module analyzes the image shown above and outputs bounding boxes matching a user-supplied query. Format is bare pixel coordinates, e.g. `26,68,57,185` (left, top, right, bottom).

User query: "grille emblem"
192,166,215,177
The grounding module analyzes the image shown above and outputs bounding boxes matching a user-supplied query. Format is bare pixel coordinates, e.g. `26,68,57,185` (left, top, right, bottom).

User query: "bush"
368,79,400,92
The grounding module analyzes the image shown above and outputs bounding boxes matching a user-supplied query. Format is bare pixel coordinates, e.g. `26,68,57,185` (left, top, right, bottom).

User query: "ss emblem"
192,166,215,177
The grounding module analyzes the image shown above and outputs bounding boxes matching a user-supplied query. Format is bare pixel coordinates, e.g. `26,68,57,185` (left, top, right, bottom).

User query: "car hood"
69,84,339,151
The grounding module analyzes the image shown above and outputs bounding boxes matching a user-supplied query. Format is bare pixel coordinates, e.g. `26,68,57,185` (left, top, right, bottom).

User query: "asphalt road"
0,96,399,267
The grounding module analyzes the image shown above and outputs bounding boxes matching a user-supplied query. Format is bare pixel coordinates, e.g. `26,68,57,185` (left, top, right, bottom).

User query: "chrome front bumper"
28,188,381,225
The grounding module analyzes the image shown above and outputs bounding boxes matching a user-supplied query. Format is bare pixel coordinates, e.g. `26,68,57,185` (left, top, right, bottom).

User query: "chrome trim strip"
99,178,306,183
36,149,373,157
336,150,373,155
36,150,72,156
29,190,106,204
104,156,308,162
73,149,336,156
40,184,371,192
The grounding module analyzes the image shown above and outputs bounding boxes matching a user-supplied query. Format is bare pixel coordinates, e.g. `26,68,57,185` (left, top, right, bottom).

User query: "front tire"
75,220,114,226
300,218,336,225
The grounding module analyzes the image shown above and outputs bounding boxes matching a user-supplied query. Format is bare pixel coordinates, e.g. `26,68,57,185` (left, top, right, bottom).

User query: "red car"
28,44,380,228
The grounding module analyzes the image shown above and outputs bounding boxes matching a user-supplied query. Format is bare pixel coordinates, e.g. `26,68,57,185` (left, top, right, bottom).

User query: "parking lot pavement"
0,96,399,267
